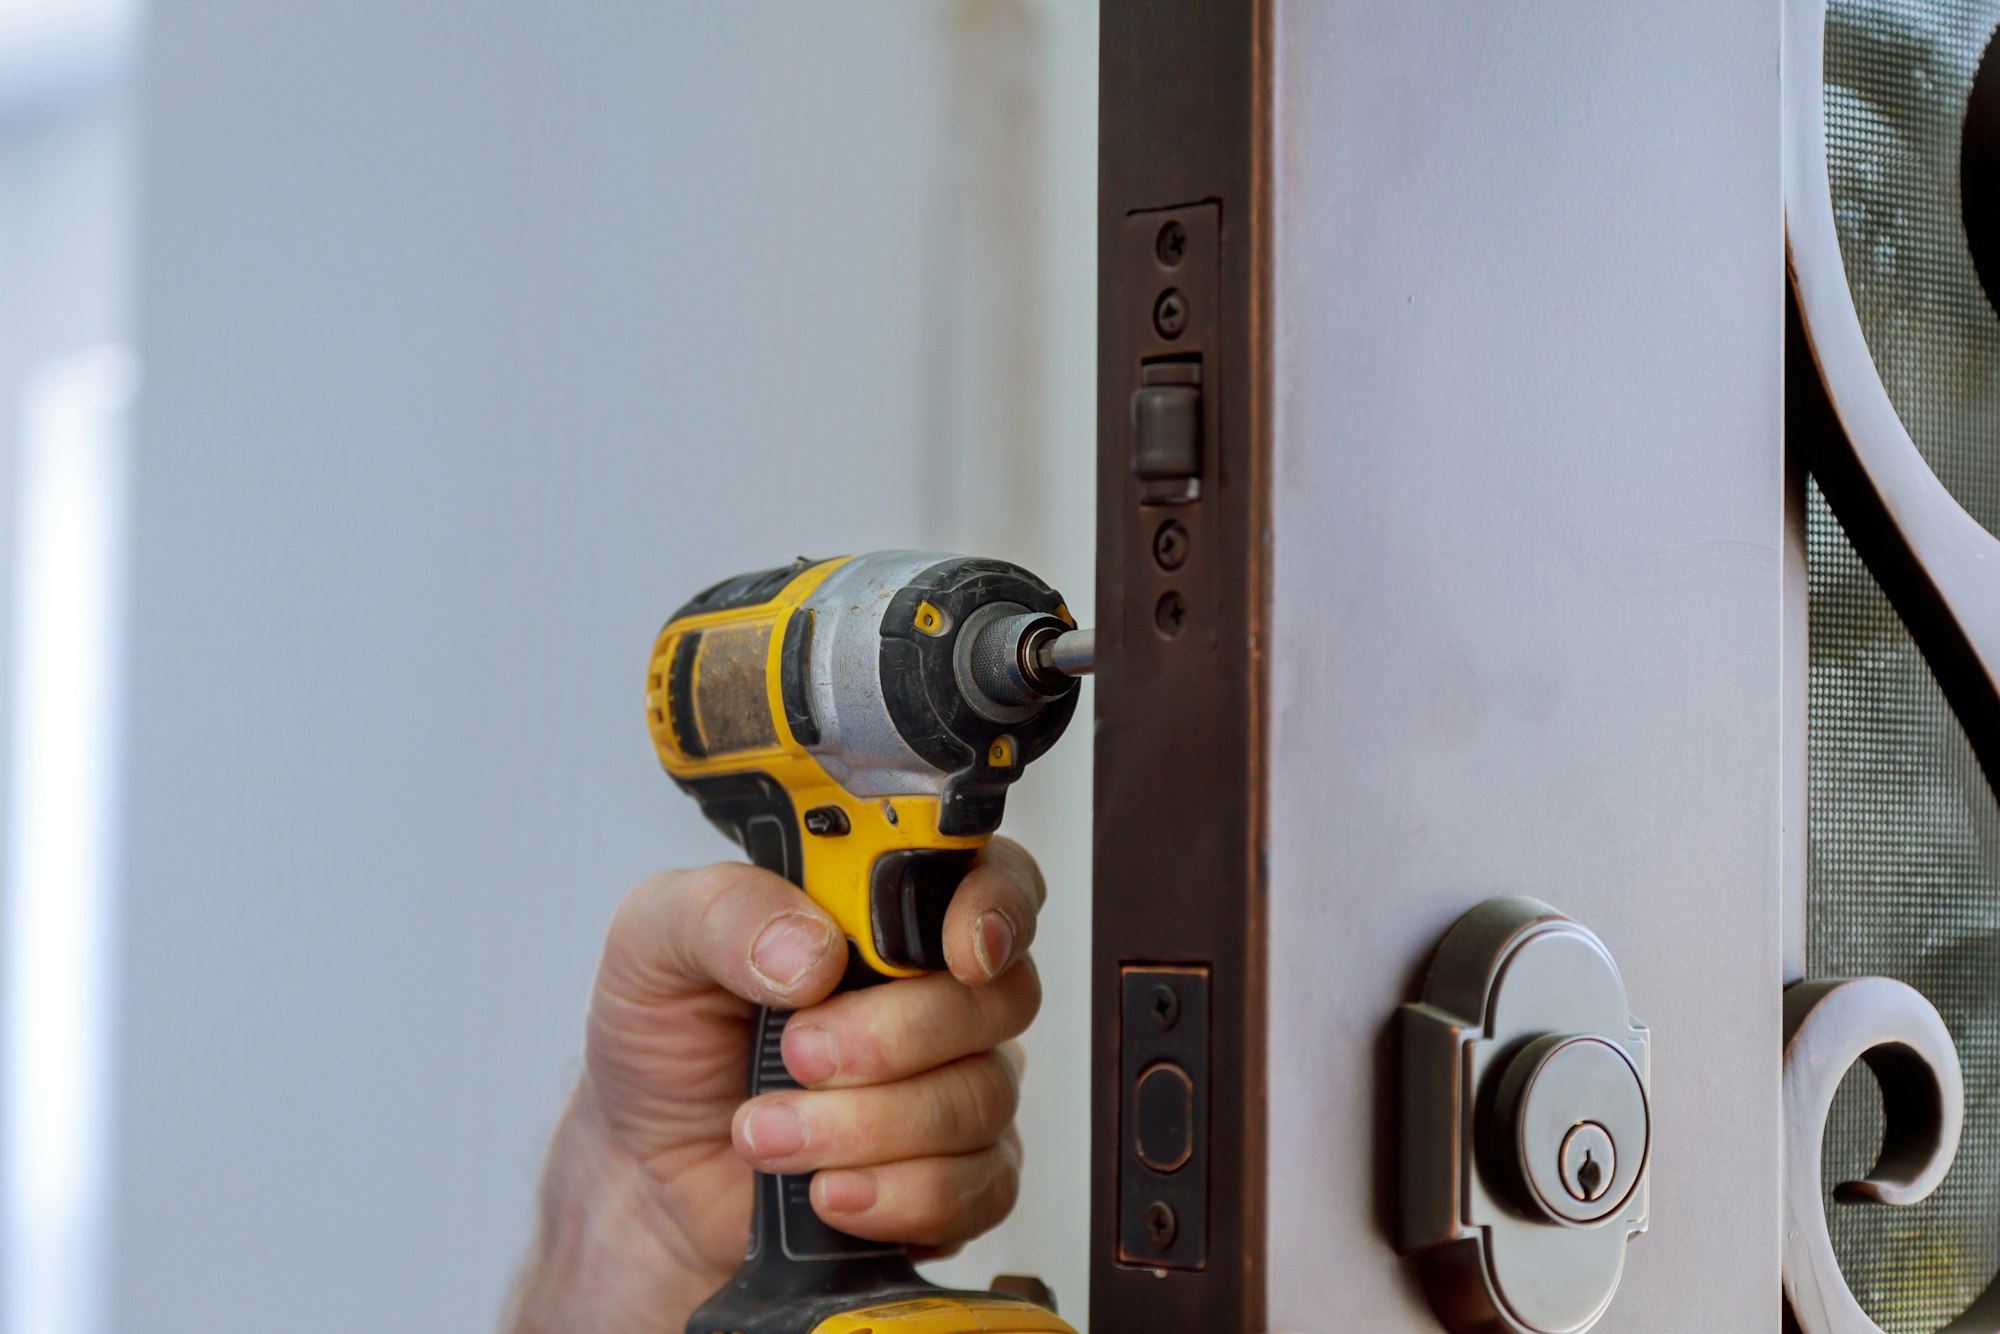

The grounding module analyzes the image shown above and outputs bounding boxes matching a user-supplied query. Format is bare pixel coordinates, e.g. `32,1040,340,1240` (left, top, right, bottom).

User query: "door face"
1255,3,1785,1330
1095,3,1784,1330
1095,1,2000,1331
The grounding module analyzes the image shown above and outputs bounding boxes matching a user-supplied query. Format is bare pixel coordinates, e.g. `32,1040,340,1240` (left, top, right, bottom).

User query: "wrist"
501,1086,714,1334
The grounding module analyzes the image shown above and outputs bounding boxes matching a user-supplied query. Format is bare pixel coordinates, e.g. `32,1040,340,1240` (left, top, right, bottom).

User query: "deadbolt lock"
1398,897,1651,1334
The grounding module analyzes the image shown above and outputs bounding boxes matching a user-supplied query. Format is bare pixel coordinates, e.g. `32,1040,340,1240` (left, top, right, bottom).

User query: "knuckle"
597,871,686,994
984,1151,1022,1226
602,872,667,958
931,1055,1014,1145
920,1066,974,1146
998,955,1043,1030
986,1051,1024,1118
682,860,761,923
841,1021,896,1083
840,976,949,1082
902,1162,963,1232
989,836,1047,907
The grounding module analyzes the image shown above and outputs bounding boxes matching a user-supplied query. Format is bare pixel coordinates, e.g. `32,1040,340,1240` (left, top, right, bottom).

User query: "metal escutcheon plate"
1397,896,1651,1334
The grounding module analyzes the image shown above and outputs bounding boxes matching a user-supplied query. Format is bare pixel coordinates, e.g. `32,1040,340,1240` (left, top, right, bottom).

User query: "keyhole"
1577,1149,1603,1200
1557,1121,1616,1205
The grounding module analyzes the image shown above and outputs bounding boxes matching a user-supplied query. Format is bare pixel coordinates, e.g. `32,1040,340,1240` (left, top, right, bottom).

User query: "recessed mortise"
1119,968,1209,1271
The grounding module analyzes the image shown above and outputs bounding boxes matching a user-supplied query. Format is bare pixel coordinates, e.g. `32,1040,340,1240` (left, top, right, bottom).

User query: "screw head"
1559,1122,1616,1203
1152,520,1189,571
1149,983,1181,1031
1155,219,1188,268
1153,288,1188,340
1154,591,1187,639
1142,1201,1178,1250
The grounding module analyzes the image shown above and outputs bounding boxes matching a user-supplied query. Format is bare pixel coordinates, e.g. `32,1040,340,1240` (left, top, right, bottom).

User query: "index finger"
939,836,1046,988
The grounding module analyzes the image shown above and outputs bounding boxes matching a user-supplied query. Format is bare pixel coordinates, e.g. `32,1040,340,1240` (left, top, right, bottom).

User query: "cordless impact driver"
645,552,1094,1334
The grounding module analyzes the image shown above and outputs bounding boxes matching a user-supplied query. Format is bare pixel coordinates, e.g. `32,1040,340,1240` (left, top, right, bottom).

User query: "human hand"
502,838,1047,1334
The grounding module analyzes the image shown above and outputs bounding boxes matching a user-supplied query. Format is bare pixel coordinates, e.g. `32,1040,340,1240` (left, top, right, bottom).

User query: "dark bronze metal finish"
1143,1202,1179,1250
1152,591,1186,639
1788,0,2000,802
1118,967,1211,1273
1788,298,2000,798
1130,361,1205,504
1964,23,2000,312
989,1274,1060,1313
1151,520,1188,571
1097,2,1265,1327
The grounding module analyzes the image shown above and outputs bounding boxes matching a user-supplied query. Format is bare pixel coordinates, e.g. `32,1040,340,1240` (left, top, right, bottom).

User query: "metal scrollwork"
1786,0,2000,1313
1786,0,2000,785
1783,978,1979,1332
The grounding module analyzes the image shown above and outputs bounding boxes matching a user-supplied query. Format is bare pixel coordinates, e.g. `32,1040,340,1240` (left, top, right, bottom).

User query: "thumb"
599,861,848,1010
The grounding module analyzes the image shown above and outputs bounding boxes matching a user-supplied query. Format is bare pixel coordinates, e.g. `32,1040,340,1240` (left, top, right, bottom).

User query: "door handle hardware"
1397,897,1650,1334
1780,977,1994,1332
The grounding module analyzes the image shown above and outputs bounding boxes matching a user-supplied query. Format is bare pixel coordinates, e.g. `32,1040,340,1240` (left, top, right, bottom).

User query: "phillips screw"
1153,289,1188,340
1143,1202,1178,1250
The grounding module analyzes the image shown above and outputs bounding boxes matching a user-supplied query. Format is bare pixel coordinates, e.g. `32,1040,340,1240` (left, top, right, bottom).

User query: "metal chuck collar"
957,610,1095,722
1398,897,1651,1334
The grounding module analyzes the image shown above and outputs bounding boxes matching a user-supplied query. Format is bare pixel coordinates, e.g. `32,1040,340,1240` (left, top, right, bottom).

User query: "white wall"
0,88,136,881
115,4,1095,1331
0,50,138,1334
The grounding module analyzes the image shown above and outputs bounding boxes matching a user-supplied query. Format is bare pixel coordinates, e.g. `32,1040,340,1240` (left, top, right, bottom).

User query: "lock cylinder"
1490,1032,1650,1228
1398,896,1652,1334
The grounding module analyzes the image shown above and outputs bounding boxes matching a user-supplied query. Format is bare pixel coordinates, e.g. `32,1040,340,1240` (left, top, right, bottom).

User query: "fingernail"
816,1169,878,1215
784,1023,840,1085
743,1103,809,1161
750,913,835,993
974,910,1016,979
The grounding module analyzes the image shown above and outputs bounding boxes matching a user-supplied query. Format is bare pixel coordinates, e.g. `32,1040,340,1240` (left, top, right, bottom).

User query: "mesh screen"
1808,483,2000,1331
1826,0,2000,520
1816,4,2000,1328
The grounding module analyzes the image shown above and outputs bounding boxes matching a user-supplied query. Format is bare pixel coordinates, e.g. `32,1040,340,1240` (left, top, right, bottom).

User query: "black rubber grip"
744,1003,900,1265
682,775,934,1334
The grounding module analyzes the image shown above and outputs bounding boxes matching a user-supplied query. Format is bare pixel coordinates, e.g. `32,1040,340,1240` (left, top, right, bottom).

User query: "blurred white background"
0,3,1099,1331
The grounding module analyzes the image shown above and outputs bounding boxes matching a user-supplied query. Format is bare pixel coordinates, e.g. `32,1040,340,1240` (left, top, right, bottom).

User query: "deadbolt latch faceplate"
1398,896,1651,1334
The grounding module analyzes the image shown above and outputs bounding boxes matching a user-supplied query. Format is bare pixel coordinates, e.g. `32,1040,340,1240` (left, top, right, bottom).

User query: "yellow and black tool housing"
647,551,1082,1334
646,551,1080,978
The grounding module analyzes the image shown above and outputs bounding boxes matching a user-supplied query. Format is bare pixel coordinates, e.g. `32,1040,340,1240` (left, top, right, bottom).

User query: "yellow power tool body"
646,552,1091,1334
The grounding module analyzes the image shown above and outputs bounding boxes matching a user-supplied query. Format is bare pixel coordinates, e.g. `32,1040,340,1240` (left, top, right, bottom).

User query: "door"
1092,2,2000,1331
